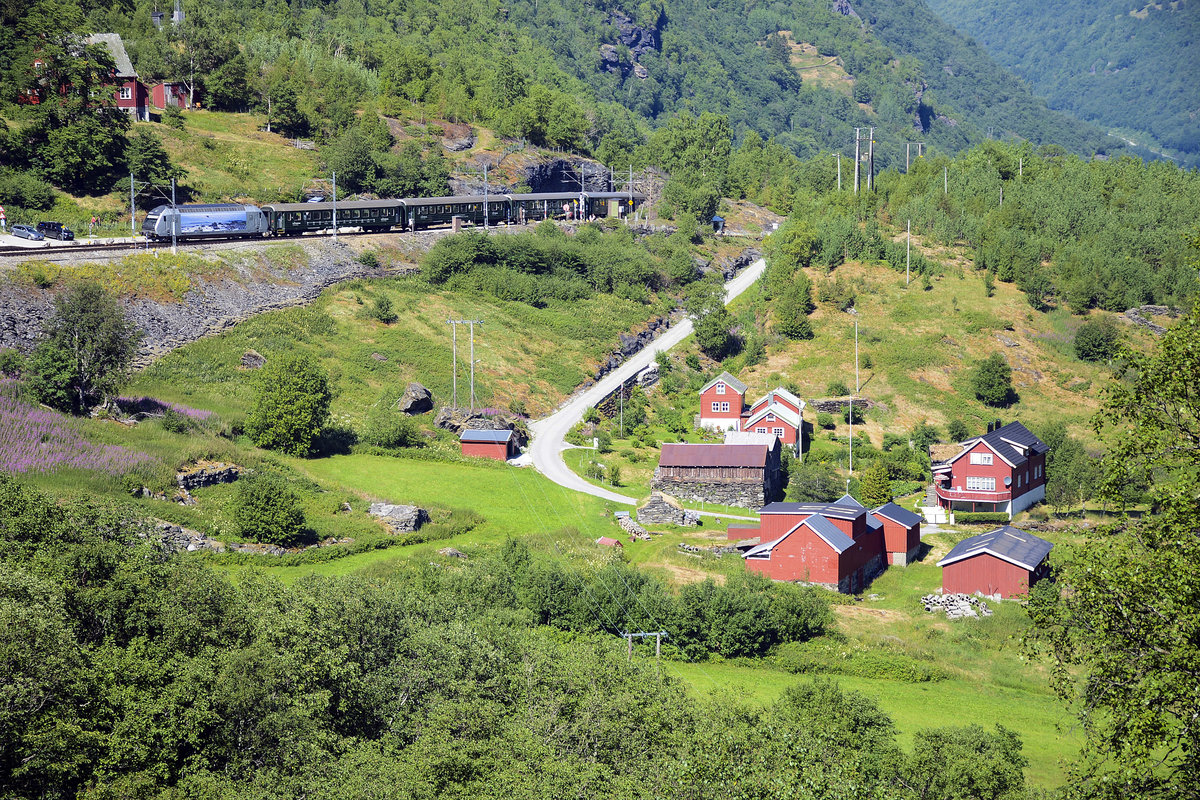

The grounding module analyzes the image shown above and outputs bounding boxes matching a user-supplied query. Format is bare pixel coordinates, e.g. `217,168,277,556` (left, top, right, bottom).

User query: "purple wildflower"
0,395,159,476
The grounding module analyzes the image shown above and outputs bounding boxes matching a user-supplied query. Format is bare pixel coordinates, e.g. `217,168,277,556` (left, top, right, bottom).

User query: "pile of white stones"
921,592,993,619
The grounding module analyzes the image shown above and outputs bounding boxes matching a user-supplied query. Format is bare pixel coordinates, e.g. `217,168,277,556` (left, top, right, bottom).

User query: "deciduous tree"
246,352,332,456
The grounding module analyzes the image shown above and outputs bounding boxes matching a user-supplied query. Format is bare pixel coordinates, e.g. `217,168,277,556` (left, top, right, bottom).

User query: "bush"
357,251,380,269
843,404,865,425
954,512,1010,525
947,419,969,442
0,348,24,378
972,353,1015,407
826,380,849,397
1074,316,1120,362
235,472,306,546
817,411,835,429
245,352,332,456
368,296,397,324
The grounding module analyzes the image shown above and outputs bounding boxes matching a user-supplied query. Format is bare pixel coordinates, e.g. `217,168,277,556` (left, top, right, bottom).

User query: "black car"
11,224,44,241
36,221,74,241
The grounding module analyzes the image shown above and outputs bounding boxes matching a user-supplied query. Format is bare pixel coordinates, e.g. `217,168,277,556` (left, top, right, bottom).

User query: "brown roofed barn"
652,442,781,509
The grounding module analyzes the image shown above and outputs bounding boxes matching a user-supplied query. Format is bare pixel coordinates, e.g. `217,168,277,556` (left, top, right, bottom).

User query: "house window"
720,402,730,413
773,427,784,436
120,86,132,100
755,427,767,434
715,383,725,394
766,413,775,422
969,452,993,465
966,476,996,491
710,402,719,413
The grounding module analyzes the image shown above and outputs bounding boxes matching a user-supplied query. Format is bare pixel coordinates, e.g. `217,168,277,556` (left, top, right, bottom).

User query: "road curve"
527,258,767,509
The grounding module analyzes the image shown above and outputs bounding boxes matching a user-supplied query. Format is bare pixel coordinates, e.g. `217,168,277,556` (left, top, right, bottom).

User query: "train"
141,191,646,241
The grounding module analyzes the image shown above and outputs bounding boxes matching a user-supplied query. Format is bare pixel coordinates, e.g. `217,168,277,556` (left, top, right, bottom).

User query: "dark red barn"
744,499,885,593
937,526,1053,598
870,502,923,566
459,429,516,461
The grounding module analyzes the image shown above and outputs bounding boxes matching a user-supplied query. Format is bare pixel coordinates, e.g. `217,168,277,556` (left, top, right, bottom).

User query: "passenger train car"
142,191,646,241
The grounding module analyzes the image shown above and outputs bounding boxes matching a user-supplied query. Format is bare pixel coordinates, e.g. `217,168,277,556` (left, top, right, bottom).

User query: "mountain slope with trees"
925,0,1200,167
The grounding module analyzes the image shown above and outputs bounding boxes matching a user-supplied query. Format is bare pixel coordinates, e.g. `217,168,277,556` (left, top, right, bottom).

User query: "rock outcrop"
1124,304,1178,336
176,461,241,491
241,349,266,369
368,502,428,533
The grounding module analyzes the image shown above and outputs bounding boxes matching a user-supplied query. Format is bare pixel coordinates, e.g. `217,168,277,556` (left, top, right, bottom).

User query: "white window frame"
766,413,775,422
969,452,993,465
715,383,725,395
710,402,719,413
773,427,785,437
755,427,767,434
119,86,132,100
720,402,730,413
965,476,996,491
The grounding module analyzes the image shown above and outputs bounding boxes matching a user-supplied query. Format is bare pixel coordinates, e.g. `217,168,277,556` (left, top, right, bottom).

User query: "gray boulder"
397,382,433,414
241,349,266,369
368,502,428,533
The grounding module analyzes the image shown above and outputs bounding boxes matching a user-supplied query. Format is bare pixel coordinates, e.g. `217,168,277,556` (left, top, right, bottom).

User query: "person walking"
0,206,6,233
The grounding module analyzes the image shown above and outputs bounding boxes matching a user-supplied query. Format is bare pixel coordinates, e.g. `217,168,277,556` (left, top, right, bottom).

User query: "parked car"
36,221,74,240
11,224,44,241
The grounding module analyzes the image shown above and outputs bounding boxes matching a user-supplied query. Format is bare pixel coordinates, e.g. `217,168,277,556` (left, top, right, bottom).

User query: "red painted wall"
461,440,512,460
745,525,841,584
950,442,1013,492
700,383,744,423
727,526,760,541
742,417,800,449
878,518,919,561
942,553,1040,598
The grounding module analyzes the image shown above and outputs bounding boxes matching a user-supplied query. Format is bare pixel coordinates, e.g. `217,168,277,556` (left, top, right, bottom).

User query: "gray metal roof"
937,526,1053,571
459,429,513,443
744,513,855,558
955,421,1049,468
871,502,923,528
701,371,747,395
85,34,137,79
759,501,865,522
583,191,648,200
835,493,866,510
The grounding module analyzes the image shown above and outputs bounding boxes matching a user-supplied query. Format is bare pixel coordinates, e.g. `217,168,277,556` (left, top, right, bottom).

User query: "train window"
303,212,311,221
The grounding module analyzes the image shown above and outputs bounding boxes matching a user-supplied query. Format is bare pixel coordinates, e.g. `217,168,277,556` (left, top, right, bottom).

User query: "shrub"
685,353,702,371
357,250,380,269
972,353,1015,407
817,411,835,429
596,430,613,453
954,512,1010,525
1074,316,1120,362
235,472,306,546
369,296,397,324
947,419,969,442
245,352,332,456
826,380,849,397
843,404,865,425
160,409,191,434
0,348,25,377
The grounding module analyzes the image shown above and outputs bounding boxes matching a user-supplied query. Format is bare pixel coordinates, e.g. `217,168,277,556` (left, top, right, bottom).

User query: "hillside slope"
925,0,1200,166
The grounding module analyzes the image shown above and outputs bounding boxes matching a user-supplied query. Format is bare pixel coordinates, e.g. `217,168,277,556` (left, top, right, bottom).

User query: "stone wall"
176,462,240,491
637,491,701,526
650,477,765,509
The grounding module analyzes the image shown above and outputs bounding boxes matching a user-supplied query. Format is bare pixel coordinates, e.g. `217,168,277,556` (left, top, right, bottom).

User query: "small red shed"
595,537,623,548
459,428,516,461
937,526,1053,598
870,502,923,566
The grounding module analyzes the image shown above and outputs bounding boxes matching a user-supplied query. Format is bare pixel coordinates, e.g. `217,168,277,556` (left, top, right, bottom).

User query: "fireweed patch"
0,395,159,475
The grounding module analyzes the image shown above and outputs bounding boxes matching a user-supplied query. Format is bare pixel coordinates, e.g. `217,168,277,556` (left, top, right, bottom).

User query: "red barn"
937,526,1053,598
459,429,516,461
870,502,923,565
931,421,1048,519
745,498,885,593
151,81,190,110
698,371,747,431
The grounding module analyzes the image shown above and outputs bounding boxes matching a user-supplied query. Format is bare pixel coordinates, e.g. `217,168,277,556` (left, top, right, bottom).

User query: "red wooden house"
85,34,149,121
870,502,923,565
931,421,1048,519
698,371,747,431
741,387,804,455
744,498,886,593
937,526,1053,598
459,429,517,460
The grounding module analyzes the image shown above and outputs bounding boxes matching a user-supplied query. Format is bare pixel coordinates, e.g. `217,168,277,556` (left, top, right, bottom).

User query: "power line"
446,319,483,410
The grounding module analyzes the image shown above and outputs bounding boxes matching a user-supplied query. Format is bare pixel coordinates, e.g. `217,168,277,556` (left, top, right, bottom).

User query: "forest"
926,0,1200,166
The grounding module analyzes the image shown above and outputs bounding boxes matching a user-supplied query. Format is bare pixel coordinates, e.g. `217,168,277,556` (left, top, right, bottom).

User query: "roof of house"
832,494,882,530
701,371,747,395
751,387,805,412
723,431,779,447
595,537,623,547
745,513,856,558
459,429,514,444
947,421,1049,469
937,526,1053,571
744,400,802,429
871,502,924,528
85,33,137,79
759,501,865,522
659,443,768,469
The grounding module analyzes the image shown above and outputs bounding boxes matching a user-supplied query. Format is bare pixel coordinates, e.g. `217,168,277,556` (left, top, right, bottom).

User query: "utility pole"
483,163,489,230
332,172,337,241
619,386,624,438
171,177,177,255
447,320,458,408
853,128,860,195
855,319,860,394
905,142,925,172
469,319,479,410
446,319,483,409
906,219,911,286
837,153,842,191
622,631,668,662
944,165,948,195
130,172,136,235
867,127,875,192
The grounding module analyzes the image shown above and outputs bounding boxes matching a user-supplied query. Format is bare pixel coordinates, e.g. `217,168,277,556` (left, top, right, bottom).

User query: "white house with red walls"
741,387,804,456
930,421,1048,519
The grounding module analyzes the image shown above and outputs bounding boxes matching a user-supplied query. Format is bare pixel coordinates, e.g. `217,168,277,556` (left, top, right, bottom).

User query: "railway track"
0,229,390,260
